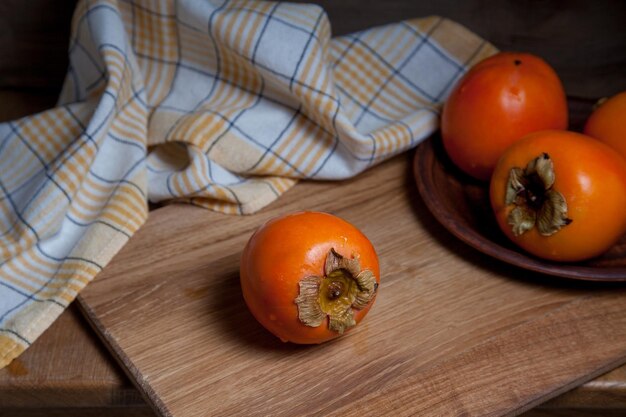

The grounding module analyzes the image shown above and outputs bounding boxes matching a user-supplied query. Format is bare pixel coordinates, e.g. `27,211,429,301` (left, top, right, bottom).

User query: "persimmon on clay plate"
414,135,626,281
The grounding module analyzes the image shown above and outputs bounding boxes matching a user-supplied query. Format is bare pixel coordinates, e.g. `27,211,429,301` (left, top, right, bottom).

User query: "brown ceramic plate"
414,135,626,281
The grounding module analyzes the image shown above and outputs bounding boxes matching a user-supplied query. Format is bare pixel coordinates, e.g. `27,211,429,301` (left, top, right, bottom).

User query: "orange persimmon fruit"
490,130,626,262
240,211,380,344
584,91,626,159
442,52,568,181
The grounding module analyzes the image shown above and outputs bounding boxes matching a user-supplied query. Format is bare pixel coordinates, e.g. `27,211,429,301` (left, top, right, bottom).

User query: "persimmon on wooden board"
240,211,380,344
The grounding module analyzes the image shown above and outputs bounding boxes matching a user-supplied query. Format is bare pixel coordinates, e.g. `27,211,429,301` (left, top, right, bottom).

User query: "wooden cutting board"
77,150,626,417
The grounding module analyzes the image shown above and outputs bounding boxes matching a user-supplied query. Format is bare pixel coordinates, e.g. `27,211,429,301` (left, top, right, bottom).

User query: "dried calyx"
505,153,572,236
295,248,378,334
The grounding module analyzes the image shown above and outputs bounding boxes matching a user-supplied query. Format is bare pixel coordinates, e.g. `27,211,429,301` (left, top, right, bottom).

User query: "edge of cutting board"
78,285,626,417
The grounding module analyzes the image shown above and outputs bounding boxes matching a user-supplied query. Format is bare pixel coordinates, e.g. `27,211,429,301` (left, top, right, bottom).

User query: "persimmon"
240,211,380,344
442,52,568,181
490,130,626,262
584,91,626,159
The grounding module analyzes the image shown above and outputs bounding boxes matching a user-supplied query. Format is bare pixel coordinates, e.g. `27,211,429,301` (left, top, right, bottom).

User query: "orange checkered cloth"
0,0,495,367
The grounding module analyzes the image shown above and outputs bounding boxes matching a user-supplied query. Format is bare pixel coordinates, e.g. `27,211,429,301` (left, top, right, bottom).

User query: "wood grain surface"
0,304,145,409
77,152,626,416
1,89,625,417
1,90,626,415
545,364,626,409
3,1,626,415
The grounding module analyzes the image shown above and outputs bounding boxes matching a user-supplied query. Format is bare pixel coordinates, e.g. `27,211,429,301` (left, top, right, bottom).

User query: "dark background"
0,0,625,108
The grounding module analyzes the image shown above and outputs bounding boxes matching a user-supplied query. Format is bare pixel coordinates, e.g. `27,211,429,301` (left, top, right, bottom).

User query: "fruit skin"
584,91,626,160
240,211,379,344
442,52,568,181
490,130,626,262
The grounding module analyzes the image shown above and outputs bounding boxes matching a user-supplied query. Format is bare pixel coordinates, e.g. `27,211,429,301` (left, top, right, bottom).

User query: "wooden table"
0,89,625,415
2,1,626,416
0,205,624,417
0,302,624,417
1,91,625,417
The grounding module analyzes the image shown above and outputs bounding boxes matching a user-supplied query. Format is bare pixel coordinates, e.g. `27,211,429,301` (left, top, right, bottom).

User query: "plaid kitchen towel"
0,0,495,367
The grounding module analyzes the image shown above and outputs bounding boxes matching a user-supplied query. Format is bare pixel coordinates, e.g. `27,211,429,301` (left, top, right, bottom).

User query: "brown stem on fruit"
326,280,344,300
504,153,572,237
295,248,378,334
